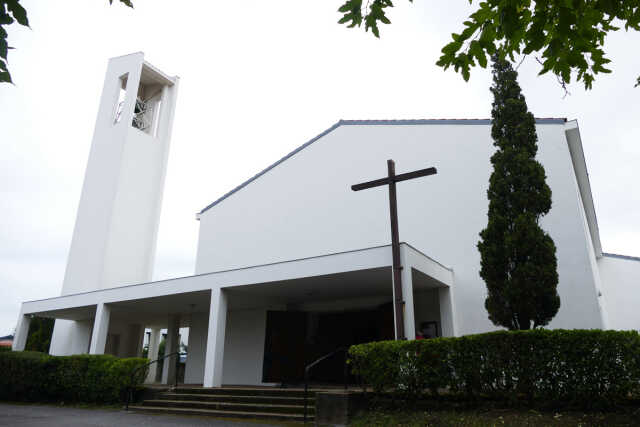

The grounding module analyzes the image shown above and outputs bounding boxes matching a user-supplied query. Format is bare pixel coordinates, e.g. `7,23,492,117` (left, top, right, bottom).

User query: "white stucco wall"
598,255,640,331
69,319,93,355
222,309,268,385
50,319,92,356
196,121,604,335
184,312,208,384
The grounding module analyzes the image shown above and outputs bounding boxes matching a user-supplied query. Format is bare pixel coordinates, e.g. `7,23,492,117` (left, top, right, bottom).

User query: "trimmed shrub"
0,351,148,404
348,330,640,408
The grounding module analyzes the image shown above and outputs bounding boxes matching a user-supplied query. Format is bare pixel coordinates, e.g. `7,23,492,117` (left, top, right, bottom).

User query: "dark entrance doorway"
262,303,394,384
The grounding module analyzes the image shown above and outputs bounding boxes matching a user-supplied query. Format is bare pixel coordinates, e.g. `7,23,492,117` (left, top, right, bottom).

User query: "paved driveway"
0,404,280,427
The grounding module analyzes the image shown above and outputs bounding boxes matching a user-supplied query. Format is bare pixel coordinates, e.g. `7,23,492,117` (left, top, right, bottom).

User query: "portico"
13,243,455,387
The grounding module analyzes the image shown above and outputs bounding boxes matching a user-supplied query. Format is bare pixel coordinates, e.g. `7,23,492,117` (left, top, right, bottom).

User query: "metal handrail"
303,346,349,423
125,351,185,410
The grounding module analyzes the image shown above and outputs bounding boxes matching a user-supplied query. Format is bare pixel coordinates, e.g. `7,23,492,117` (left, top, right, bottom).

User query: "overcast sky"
1,1,638,336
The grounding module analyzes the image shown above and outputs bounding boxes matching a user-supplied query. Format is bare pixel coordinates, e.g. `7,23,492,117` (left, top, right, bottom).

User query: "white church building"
12,53,640,387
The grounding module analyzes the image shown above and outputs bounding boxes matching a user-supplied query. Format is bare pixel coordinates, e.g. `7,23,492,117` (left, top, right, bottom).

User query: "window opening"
132,97,151,131
131,80,163,137
113,74,129,124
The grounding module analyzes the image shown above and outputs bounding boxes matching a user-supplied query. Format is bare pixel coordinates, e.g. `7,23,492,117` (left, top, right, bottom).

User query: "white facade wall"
598,255,640,331
196,122,605,335
49,319,76,356
68,319,93,355
222,309,269,385
185,312,208,384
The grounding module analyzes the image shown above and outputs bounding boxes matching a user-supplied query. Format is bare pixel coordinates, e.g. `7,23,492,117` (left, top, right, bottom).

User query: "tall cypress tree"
478,56,560,330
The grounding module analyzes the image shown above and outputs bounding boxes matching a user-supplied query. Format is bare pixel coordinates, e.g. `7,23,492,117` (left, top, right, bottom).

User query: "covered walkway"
13,243,455,387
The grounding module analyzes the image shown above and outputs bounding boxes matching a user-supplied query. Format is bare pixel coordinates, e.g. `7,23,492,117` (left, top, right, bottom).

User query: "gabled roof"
198,118,567,216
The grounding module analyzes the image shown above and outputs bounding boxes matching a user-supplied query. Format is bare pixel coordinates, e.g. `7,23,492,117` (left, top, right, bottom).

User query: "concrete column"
49,319,73,356
400,249,416,340
161,315,180,384
69,320,93,355
439,287,457,337
203,288,228,387
146,328,161,383
12,312,31,351
89,303,111,354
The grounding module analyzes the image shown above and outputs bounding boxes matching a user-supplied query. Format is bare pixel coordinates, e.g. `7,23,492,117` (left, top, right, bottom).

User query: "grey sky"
1,1,638,336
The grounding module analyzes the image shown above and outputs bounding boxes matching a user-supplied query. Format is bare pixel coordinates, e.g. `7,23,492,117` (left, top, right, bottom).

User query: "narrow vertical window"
113,73,129,124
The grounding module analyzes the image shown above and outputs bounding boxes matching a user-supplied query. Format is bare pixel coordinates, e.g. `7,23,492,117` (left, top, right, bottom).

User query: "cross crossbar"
351,167,437,191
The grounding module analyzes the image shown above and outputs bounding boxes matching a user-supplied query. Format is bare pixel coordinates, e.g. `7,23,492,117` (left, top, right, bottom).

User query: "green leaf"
477,51,488,68
6,0,29,27
364,0,393,38
0,37,8,60
337,0,363,28
0,70,13,84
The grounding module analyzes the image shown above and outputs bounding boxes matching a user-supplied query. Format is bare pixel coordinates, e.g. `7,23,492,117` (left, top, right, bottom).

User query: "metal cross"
352,159,437,340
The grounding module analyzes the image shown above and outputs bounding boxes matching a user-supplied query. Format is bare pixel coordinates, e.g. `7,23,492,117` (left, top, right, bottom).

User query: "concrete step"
129,405,314,422
173,386,321,398
159,392,313,405
143,399,314,415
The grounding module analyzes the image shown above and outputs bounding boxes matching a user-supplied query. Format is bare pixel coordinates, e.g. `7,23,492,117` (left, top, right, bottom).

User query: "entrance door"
262,305,394,384
307,307,393,383
262,311,307,383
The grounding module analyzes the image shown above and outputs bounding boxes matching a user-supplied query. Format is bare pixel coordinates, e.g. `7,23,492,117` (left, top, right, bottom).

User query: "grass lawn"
350,408,640,426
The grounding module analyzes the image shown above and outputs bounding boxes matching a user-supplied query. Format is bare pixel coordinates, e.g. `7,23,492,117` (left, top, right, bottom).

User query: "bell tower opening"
112,65,168,138
132,74,164,137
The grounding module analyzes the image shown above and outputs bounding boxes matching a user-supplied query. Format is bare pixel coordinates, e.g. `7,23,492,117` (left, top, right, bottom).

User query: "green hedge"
0,351,148,404
348,330,640,408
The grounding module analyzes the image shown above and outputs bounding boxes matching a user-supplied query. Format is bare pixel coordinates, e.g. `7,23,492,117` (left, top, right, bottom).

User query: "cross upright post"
352,159,437,340
387,160,404,340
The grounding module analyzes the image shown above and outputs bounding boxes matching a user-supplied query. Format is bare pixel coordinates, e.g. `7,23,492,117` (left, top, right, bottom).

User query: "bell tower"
50,53,179,355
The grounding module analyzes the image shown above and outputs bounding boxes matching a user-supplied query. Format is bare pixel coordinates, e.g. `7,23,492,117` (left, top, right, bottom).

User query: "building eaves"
198,118,568,215
603,253,640,262
564,120,602,257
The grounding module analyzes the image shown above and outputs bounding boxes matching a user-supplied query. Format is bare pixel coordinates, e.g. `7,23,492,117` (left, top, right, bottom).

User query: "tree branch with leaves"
338,0,640,89
0,0,133,84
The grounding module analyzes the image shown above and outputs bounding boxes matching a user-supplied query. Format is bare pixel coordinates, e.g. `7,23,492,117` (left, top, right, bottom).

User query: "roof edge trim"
339,118,566,126
602,252,640,262
564,120,602,257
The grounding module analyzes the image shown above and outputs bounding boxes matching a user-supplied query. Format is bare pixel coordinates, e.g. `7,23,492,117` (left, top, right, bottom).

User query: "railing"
303,346,349,423
125,351,185,410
